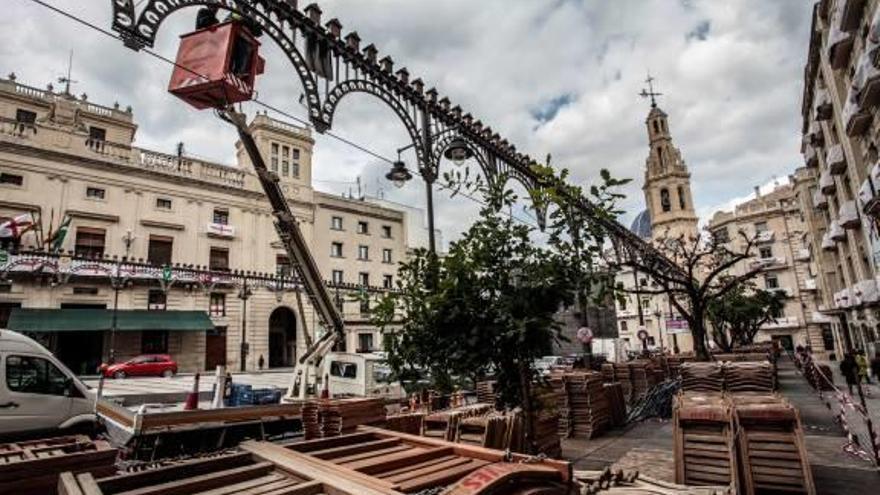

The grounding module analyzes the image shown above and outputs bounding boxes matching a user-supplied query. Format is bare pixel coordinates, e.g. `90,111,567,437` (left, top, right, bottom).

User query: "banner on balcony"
666,317,690,334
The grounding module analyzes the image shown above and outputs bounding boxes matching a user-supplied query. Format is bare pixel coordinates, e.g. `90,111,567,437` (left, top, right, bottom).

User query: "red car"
100,354,178,379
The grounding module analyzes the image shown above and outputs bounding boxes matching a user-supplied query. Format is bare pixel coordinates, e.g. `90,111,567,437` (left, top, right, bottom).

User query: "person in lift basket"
195,6,264,80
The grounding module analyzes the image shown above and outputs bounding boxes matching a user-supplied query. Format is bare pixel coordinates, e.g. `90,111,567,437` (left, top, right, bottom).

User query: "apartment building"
797,0,880,359
0,74,420,374
707,182,833,356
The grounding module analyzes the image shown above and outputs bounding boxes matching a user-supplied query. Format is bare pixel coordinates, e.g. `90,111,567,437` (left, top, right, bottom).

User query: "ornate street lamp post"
108,230,135,364
238,278,253,372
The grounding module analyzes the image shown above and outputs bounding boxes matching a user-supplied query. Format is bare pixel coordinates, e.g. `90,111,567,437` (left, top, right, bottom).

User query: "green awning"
7,309,214,333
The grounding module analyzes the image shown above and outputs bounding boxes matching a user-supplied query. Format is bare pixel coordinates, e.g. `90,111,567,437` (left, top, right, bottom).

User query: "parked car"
100,354,178,379
534,355,564,375
0,330,95,438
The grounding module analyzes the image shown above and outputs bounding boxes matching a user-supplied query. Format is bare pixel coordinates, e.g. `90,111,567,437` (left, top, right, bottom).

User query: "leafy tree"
708,286,784,351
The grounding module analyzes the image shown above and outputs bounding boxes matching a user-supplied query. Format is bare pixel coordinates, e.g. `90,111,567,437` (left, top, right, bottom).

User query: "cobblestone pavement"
562,357,880,492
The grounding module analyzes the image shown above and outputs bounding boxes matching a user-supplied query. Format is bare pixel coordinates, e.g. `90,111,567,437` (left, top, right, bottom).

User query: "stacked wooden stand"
603,382,628,428
680,362,725,392
551,371,611,439
0,435,117,495
630,360,657,403
673,392,739,489
300,398,386,440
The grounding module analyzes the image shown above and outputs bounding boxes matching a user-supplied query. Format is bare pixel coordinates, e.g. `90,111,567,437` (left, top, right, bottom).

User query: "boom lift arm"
218,109,344,400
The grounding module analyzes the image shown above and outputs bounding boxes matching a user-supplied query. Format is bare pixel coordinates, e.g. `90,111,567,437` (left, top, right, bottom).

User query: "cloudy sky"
2,1,813,245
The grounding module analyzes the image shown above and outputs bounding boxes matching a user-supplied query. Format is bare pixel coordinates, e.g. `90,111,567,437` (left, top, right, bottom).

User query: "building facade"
797,0,880,360
0,74,422,374
707,182,833,356
614,102,698,355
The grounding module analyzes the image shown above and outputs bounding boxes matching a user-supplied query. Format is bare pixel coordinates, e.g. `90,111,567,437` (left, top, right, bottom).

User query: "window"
360,298,370,315
281,145,291,177
209,247,229,271
640,278,647,287
5,355,68,396
383,274,393,289
292,148,300,178
334,295,344,312
270,143,279,172
358,245,369,260
156,197,172,210
276,254,291,278
381,225,392,238
74,227,105,258
86,187,105,200
754,221,768,233
141,331,168,354
148,290,167,310
620,321,628,331
331,242,343,258
678,186,686,210
72,287,98,295
0,173,23,186
332,270,344,284
15,109,36,125
620,298,627,310
213,209,229,225
759,246,773,259
764,274,779,289
660,188,671,212
641,298,650,309
148,235,173,266
359,272,370,286
357,221,369,234
329,361,358,379
331,216,343,230
209,292,226,317
357,333,374,353
88,126,106,142
822,327,835,351
382,249,392,264
713,227,730,243
293,148,301,160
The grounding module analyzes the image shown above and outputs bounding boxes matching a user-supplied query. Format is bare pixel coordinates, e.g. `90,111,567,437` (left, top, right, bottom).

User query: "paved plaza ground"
561,357,880,492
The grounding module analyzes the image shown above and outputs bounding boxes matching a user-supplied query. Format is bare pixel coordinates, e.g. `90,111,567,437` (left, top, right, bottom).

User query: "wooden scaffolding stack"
673,392,738,491
0,435,117,495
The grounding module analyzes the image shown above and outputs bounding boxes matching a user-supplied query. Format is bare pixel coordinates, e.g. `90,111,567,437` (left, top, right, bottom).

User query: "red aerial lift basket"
168,21,265,110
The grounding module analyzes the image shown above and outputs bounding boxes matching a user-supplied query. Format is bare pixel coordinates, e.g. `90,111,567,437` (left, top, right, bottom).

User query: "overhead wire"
24,0,540,229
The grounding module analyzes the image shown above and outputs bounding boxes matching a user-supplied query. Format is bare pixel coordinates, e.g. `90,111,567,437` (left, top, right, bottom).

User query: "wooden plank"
287,433,378,453
310,438,401,460
260,480,325,495
96,399,136,428
58,472,84,495
140,403,303,430
334,446,415,466
373,456,461,480
116,462,274,495
76,473,104,495
383,457,473,484
96,452,253,493
396,459,487,493
350,447,454,475
188,474,286,495
241,441,400,495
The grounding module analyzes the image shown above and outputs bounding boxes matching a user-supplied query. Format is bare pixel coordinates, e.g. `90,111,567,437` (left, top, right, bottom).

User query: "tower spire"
639,72,662,108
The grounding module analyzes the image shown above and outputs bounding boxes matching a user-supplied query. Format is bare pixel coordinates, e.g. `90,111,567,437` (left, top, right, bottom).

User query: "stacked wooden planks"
565,372,611,439
424,404,493,442
629,360,657,402
601,362,616,382
475,380,497,405
613,363,633,403
385,412,425,436
0,435,117,495
603,382,628,428
533,411,562,458
302,398,387,440
673,392,739,491
724,362,775,392
302,400,322,439
732,393,815,495
456,414,510,449
549,373,572,438
680,362,725,392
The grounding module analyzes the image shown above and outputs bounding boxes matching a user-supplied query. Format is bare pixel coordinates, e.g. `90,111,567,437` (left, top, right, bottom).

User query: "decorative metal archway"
108,0,685,280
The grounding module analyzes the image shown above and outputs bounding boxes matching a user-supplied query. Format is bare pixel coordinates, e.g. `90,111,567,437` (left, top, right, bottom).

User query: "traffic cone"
184,373,200,410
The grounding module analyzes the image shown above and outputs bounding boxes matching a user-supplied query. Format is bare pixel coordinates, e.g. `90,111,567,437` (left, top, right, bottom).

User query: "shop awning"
6,309,214,333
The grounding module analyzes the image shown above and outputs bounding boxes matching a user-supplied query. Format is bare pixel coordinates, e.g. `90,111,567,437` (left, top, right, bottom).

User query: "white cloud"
2,0,812,242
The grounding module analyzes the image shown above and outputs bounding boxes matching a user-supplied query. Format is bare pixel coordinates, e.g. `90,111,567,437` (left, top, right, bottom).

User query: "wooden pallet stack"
0,435,117,495
680,362,725,392
613,363,633,403
731,393,815,495
456,413,510,449
302,400,321,440
384,412,425,436
629,360,656,403
534,411,563,458
567,372,611,439
724,362,775,392
302,398,387,439
601,362,616,382
603,382,628,428
475,380,497,404
423,403,493,442
549,373,572,438
673,392,738,490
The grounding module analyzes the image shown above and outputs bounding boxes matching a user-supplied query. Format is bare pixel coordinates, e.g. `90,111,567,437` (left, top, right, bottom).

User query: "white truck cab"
0,330,95,438
323,352,405,400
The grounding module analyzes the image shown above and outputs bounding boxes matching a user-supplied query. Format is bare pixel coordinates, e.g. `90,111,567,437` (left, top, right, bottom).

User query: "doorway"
205,326,227,371
268,307,296,368
772,335,794,353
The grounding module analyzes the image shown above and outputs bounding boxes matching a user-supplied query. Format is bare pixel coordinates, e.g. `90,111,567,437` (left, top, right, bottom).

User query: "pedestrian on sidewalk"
840,352,859,395
856,350,870,384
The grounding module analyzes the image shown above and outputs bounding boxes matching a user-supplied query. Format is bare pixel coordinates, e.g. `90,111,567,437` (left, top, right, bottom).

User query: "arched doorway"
269,307,296,368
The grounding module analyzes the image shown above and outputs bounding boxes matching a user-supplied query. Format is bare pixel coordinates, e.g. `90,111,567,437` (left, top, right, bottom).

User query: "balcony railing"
804,145,819,167
803,278,818,291
813,189,829,209
825,144,847,174
755,230,775,243
828,1,855,69
853,279,880,305
838,200,860,229
762,316,800,330
819,169,836,194
808,121,825,147
767,287,791,298
794,248,811,262
814,89,833,120
821,231,837,251
835,288,853,309
750,256,786,270
829,219,846,241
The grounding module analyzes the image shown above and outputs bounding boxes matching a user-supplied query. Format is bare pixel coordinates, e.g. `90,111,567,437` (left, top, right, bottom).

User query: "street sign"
162,265,173,282
637,329,649,341
666,317,690,334
576,327,593,344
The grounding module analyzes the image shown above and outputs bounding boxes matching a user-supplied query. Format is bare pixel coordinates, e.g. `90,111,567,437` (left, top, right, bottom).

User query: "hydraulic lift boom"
219,110,344,400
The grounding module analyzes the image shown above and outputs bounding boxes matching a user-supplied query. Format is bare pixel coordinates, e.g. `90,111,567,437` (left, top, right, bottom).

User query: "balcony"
750,256,786,270
835,288,853,309
767,287,792,298
206,223,236,239
755,230,775,243
808,121,825,147
819,169,836,194
804,146,819,167
825,144,847,174
814,89,833,120
762,316,800,330
838,200,860,229
810,311,833,324
803,278,818,291
853,279,880,305
794,248,811,262
829,219,846,241
839,0,867,31
813,189,829,209
821,231,837,251
843,92,872,136
828,2,855,69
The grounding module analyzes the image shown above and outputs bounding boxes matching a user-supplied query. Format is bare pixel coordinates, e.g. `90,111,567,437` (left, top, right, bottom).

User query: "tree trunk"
518,362,535,455
690,307,710,361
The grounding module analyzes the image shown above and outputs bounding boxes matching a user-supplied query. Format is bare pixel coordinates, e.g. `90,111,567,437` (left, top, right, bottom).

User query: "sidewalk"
813,357,880,440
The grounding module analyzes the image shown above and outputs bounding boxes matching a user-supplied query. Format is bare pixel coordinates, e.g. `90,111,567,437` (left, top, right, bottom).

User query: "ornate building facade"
0,74,429,374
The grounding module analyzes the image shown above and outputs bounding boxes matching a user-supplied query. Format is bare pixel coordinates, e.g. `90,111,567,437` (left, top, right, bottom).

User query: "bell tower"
640,77,698,241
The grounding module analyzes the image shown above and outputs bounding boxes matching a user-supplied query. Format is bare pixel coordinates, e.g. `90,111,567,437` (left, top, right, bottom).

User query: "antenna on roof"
58,50,78,96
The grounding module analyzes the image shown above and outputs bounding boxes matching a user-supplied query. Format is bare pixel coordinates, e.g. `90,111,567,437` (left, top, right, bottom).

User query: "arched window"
678,185,686,210
660,188,671,212
662,121,667,133
653,121,659,133
657,147,663,167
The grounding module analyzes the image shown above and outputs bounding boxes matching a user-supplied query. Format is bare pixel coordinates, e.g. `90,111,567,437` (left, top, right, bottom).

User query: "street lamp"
385,159,413,189
238,278,253,372
108,229,135,364
443,137,474,167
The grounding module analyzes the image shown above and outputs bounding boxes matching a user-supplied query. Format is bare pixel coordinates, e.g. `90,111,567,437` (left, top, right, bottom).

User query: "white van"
0,330,95,438
323,352,405,400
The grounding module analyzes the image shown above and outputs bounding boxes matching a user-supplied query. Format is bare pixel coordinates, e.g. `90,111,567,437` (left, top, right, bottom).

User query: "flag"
47,215,71,253
0,213,35,239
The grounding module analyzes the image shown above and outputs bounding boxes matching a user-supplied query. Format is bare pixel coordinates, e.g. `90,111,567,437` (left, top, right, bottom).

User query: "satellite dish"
577,327,593,344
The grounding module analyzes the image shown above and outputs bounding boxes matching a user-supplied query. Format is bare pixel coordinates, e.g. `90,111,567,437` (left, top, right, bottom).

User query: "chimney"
754,186,761,198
